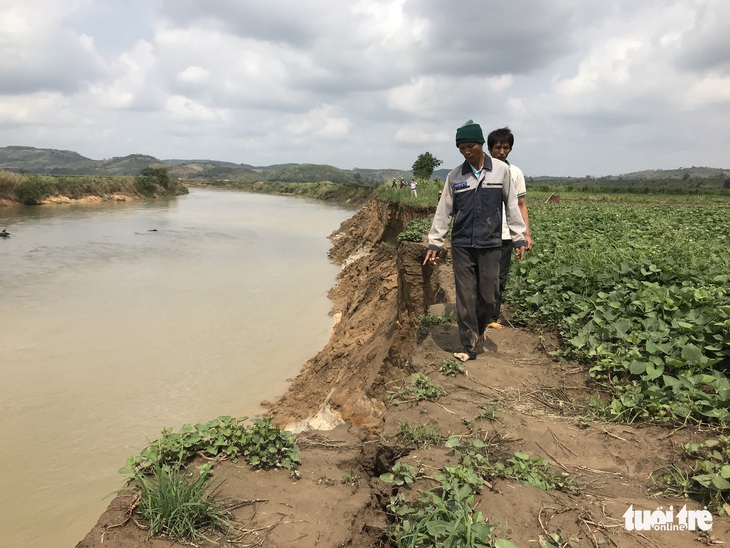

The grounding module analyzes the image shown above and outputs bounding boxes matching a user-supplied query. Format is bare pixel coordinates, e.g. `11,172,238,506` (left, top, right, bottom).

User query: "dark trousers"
494,239,513,322
451,246,501,351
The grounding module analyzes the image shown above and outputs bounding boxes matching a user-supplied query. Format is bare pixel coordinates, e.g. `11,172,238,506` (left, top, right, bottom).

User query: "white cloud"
675,0,730,74
394,125,450,145
388,75,513,120
164,95,228,122
86,40,158,109
556,38,643,97
286,105,350,139
177,66,210,85
684,76,730,108
0,0,729,175
0,1,104,94
0,92,72,125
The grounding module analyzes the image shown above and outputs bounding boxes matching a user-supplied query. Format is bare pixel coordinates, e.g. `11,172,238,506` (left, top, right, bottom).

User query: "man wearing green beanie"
423,120,526,362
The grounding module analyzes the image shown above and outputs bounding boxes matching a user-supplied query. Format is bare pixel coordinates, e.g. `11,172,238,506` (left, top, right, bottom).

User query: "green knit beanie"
455,119,485,144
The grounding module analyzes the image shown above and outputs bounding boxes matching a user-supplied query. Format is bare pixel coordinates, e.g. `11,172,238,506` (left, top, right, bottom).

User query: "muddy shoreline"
1,194,137,207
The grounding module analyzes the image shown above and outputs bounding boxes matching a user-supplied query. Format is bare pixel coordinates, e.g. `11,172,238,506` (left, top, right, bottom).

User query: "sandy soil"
77,200,730,547
0,194,136,206
40,194,135,204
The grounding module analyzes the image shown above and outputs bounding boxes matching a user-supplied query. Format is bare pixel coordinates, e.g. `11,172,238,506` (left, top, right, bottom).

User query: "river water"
0,188,353,547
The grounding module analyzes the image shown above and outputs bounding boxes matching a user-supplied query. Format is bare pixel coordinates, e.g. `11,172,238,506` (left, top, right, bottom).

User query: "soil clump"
78,200,729,547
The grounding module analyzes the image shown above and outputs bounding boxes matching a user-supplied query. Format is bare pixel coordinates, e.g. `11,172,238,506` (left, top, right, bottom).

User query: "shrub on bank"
15,175,52,204
0,169,187,203
0,171,23,199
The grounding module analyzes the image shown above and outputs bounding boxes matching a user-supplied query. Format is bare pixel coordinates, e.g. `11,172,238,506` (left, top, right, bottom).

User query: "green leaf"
681,344,704,365
692,474,713,488
444,437,461,448
643,361,664,381
712,475,730,490
629,361,646,375
673,405,691,418
646,341,660,355
664,357,684,368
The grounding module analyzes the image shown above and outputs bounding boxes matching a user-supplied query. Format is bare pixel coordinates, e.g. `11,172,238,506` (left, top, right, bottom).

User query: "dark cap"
455,119,485,144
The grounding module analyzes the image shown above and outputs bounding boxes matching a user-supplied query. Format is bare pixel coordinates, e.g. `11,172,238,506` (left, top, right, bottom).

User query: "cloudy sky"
1,0,728,176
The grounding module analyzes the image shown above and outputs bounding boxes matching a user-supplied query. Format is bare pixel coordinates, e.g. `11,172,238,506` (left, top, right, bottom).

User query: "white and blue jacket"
427,154,526,251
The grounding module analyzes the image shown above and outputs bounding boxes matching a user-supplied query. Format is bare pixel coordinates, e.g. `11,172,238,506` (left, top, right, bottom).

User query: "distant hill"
0,146,166,176
0,146,93,172
530,166,729,183
528,167,730,190
0,146,399,184
1,146,727,188
618,167,729,180
164,158,240,168
267,164,362,184
163,161,263,182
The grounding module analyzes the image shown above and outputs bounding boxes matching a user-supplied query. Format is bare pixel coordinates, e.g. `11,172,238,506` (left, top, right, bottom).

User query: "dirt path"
78,201,729,547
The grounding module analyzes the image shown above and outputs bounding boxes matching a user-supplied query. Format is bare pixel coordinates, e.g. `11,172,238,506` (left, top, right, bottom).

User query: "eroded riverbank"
78,199,730,547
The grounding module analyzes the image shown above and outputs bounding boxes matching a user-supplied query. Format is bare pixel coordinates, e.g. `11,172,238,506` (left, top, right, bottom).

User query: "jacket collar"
460,153,492,175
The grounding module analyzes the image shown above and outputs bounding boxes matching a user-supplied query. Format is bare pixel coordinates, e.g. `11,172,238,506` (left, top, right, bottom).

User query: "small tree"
135,167,172,197
140,167,172,190
412,152,442,180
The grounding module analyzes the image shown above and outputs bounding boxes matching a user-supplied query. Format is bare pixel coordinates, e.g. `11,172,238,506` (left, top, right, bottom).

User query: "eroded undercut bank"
268,199,441,432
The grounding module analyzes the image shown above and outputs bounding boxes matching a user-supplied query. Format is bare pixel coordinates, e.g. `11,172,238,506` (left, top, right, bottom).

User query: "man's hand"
423,249,440,266
514,246,526,261
525,232,533,251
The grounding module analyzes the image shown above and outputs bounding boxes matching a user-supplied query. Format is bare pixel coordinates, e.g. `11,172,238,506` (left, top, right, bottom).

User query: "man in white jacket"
423,120,526,362
487,126,533,329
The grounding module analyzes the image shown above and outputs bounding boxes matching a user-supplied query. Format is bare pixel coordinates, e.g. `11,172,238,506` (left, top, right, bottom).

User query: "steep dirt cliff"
269,199,440,431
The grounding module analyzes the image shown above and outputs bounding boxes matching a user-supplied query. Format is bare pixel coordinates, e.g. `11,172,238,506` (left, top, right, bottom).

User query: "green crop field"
507,201,729,424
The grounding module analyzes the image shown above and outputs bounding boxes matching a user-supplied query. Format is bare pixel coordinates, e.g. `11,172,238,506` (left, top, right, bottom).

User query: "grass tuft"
133,462,230,542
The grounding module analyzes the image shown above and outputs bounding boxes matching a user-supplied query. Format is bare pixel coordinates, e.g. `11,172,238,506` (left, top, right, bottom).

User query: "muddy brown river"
0,188,352,546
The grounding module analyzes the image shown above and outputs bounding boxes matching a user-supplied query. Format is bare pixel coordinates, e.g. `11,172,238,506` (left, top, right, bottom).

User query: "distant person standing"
423,120,526,362
487,127,532,329
400,177,406,189
391,177,397,188
410,179,418,197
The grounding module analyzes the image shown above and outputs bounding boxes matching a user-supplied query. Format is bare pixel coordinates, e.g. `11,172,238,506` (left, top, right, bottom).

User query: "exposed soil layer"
1,194,137,206
78,200,730,547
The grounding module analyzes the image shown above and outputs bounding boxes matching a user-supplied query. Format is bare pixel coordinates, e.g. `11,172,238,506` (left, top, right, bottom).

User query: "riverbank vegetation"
0,168,188,205
382,194,729,424
200,175,445,207
507,201,729,426
198,179,376,205
119,416,300,543
503,200,729,511
383,185,730,515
